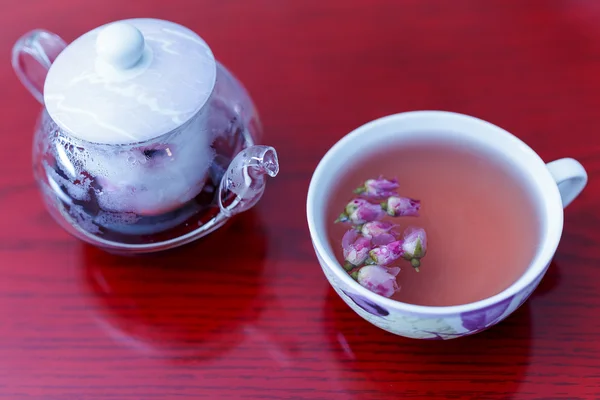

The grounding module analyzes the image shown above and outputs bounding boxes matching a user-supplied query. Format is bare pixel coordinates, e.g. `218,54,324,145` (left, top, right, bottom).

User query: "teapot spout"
218,145,280,217
12,30,67,104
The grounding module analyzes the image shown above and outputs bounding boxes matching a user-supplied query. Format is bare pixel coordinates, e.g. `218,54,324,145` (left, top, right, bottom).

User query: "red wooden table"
1,0,599,398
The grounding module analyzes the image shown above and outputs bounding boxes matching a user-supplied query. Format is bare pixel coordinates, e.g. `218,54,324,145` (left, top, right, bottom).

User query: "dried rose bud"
360,221,396,238
371,233,396,246
336,198,385,225
368,240,405,266
360,219,399,246
382,196,420,217
342,229,372,270
357,265,401,298
402,227,427,271
354,176,399,199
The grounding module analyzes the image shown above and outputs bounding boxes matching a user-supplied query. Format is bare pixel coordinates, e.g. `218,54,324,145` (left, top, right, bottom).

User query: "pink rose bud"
336,198,385,225
371,233,396,246
357,265,401,298
382,196,420,217
354,176,399,199
342,229,372,270
402,227,427,271
360,221,396,238
368,240,405,266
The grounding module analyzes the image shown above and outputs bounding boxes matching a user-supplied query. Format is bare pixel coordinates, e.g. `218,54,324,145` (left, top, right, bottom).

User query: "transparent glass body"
13,30,279,254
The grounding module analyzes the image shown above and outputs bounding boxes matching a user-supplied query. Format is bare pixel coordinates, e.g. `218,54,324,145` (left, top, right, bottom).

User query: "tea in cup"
307,111,587,339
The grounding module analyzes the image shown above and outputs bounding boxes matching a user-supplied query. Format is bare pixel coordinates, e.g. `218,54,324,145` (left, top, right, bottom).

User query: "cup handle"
546,158,588,208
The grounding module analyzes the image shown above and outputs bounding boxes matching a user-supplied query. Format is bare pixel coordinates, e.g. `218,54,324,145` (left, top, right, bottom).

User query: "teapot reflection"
81,212,267,362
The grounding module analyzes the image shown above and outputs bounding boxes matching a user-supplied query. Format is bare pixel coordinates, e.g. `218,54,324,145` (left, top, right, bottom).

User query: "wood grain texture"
1,0,599,398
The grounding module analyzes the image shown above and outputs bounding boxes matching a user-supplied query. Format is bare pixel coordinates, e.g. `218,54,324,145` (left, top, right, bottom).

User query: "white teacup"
306,111,587,340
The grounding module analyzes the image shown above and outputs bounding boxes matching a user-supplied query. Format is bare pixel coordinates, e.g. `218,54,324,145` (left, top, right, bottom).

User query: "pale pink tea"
326,139,542,306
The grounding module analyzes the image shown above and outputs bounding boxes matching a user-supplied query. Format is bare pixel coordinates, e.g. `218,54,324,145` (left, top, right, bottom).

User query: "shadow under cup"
307,110,584,340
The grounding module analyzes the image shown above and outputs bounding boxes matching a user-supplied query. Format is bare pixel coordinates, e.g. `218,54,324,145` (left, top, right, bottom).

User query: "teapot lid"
43,18,217,145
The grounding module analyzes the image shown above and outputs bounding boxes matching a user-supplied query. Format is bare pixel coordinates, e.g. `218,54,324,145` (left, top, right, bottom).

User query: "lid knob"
96,22,145,69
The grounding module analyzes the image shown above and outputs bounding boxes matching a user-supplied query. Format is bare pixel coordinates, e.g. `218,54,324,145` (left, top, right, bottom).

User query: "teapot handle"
218,145,280,217
12,29,67,104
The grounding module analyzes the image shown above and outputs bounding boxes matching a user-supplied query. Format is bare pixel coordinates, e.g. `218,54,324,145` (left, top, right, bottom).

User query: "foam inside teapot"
72,113,215,216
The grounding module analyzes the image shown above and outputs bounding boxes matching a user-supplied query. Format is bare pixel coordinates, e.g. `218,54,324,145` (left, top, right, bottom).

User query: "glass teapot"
12,18,279,254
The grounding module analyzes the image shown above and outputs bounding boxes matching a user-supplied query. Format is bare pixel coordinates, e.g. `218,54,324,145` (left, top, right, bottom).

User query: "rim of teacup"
307,110,564,316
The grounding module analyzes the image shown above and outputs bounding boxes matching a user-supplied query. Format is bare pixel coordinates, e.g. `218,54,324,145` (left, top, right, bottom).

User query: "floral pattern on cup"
419,331,465,340
314,194,548,341
341,289,390,317
329,264,536,340
459,296,513,335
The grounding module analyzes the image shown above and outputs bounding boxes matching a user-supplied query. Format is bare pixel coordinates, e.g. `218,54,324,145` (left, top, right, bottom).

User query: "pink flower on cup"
383,196,420,217
368,240,405,266
342,229,372,269
357,265,401,298
402,227,427,270
354,176,399,199
336,198,385,225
